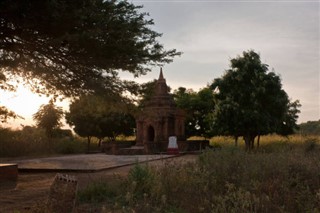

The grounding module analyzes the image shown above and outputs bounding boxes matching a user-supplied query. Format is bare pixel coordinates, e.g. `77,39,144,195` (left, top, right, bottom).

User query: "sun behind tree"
33,100,64,138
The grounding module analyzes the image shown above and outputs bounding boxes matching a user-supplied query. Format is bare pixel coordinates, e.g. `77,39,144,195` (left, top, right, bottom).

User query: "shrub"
53,137,87,154
126,163,155,199
77,181,119,204
0,127,87,157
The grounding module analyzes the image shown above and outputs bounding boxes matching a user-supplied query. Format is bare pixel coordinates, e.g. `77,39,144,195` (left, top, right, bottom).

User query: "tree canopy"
0,105,20,123
65,95,135,149
0,0,180,97
211,50,300,150
174,87,215,138
33,100,64,137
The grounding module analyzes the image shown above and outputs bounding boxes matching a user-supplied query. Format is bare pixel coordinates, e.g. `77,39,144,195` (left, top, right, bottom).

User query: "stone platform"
0,164,18,190
6,154,175,173
0,164,18,181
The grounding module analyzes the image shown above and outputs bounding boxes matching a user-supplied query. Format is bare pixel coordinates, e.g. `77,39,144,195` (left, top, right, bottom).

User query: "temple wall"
134,70,186,152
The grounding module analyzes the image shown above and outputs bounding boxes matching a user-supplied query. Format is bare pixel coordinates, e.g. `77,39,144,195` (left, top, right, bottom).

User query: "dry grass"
0,127,88,158
77,134,320,212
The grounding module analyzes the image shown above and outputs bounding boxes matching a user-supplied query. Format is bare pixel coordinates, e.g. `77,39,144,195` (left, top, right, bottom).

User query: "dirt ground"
0,154,198,212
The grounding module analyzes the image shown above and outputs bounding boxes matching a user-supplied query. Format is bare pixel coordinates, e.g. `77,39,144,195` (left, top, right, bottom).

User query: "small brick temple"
135,68,186,152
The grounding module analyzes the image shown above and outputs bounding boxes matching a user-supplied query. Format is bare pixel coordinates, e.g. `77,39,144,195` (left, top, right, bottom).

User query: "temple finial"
159,67,164,80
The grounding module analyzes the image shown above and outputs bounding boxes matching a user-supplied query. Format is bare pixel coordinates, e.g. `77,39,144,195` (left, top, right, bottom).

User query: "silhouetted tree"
211,50,300,151
0,106,20,123
0,73,19,123
65,95,135,151
33,100,64,137
0,0,180,97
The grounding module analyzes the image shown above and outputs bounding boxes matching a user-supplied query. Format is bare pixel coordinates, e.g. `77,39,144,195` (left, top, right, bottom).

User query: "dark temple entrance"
147,126,155,142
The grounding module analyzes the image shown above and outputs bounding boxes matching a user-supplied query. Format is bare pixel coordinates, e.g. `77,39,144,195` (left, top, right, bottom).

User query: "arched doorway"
147,126,155,142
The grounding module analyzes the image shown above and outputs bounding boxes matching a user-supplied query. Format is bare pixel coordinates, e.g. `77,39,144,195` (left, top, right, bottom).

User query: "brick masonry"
0,164,18,181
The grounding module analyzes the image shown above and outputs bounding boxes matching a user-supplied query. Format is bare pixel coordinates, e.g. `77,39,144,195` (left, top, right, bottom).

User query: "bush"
0,126,86,157
0,127,48,157
53,137,87,154
77,181,119,204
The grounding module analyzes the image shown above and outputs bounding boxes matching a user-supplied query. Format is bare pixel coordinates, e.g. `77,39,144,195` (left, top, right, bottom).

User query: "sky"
125,0,319,122
1,0,319,128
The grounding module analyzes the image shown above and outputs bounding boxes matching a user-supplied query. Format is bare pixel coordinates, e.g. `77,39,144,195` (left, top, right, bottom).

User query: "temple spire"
155,67,168,95
159,67,164,80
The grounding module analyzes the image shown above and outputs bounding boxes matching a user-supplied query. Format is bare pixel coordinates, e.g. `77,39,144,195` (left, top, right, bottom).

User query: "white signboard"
168,136,178,149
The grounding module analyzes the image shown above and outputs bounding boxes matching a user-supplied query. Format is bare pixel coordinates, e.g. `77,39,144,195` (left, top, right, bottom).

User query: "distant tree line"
298,120,320,136
0,0,180,123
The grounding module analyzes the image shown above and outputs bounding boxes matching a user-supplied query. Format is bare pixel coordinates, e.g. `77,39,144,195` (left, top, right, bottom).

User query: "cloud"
132,1,319,122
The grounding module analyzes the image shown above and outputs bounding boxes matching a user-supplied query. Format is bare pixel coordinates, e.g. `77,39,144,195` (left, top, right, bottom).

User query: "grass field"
1,131,319,211
0,127,88,157
77,134,320,212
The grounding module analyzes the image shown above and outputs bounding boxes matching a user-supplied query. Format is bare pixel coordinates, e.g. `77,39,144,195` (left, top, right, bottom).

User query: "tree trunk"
234,136,238,147
98,138,102,147
87,136,91,152
244,135,250,151
244,134,256,151
251,137,254,150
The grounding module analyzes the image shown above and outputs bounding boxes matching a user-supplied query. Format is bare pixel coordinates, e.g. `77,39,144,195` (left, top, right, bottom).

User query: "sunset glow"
0,85,69,129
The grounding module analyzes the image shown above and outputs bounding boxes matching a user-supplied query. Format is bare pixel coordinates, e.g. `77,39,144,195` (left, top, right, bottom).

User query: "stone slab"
6,154,174,172
0,164,18,181
0,163,18,189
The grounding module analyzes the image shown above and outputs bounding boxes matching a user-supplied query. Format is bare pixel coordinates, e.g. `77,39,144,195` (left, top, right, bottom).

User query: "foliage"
211,50,300,150
77,181,120,204
126,163,155,199
53,137,87,154
0,0,180,97
137,80,215,138
32,100,64,137
0,126,86,157
65,95,135,150
174,87,215,138
77,136,320,212
298,120,320,136
0,105,21,123
137,80,157,107
0,73,19,123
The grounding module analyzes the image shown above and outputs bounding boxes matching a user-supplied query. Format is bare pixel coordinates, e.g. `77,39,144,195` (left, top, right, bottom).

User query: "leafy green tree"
174,87,215,138
65,95,135,150
96,112,135,141
33,100,64,137
0,0,180,97
211,50,300,150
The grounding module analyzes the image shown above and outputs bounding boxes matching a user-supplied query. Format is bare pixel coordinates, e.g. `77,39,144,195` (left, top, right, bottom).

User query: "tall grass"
0,126,134,158
0,127,87,158
209,134,320,151
78,135,320,212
